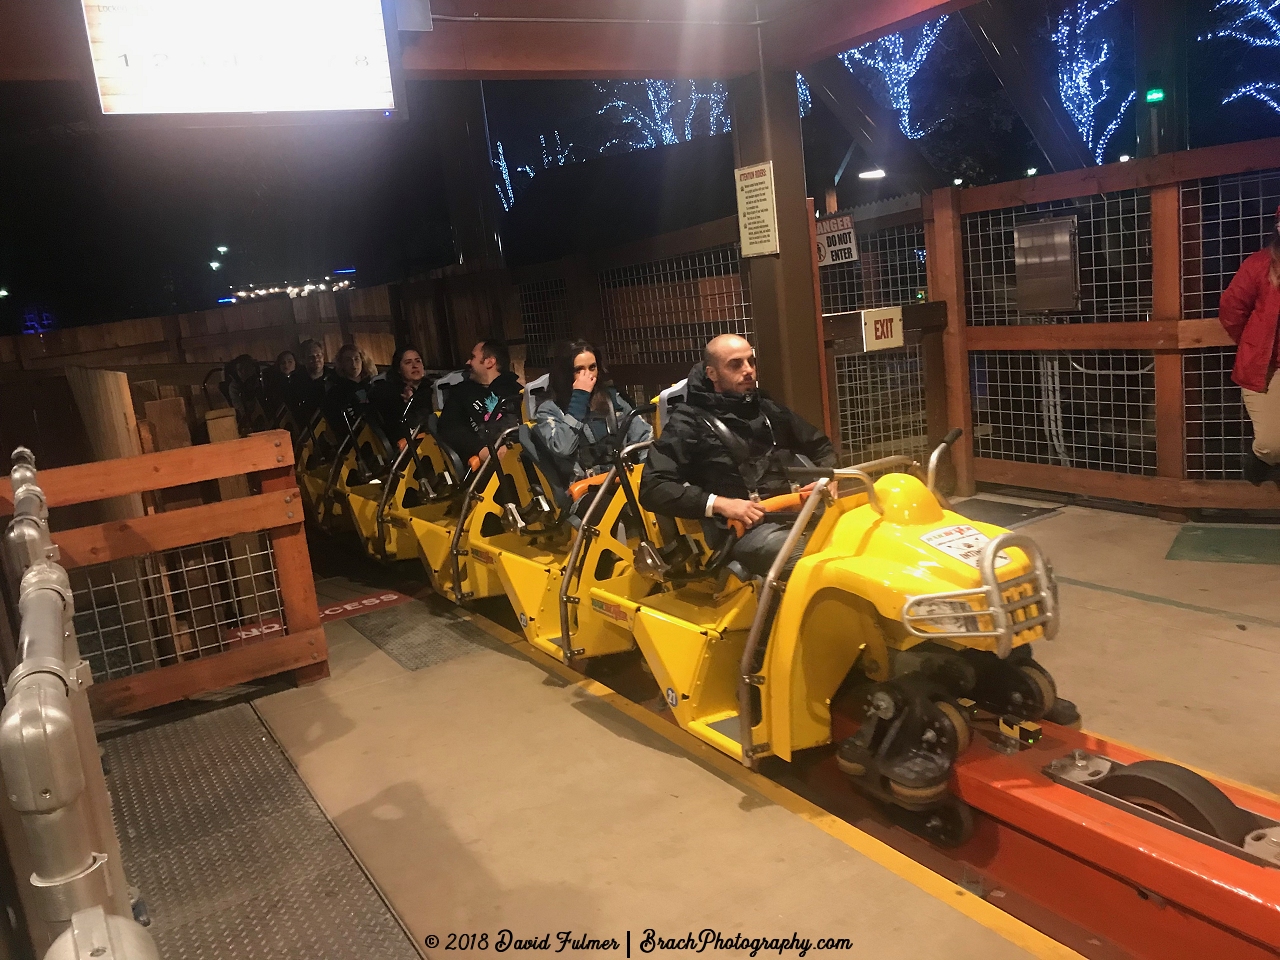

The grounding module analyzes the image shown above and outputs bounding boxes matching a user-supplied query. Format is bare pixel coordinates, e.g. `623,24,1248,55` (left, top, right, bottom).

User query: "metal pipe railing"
0,449,158,960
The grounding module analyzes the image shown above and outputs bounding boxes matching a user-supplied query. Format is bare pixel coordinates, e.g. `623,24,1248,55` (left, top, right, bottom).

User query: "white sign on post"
861,307,905,352
735,162,780,257
816,214,858,266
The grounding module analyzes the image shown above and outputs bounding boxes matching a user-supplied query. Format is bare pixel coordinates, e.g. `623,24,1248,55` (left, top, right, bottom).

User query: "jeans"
703,519,810,579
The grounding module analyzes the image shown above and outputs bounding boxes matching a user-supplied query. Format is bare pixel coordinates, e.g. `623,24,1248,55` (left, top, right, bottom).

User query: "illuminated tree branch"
839,17,949,139
1203,1,1280,116
1202,0,1280,48
1052,0,1136,164
797,72,812,118
597,80,730,152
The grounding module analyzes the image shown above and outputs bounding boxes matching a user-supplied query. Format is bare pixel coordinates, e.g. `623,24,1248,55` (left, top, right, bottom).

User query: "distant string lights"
1052,0,1136,164
224,274,354,305
839,17,949,140
1202,0,1280,116
796,72,812,117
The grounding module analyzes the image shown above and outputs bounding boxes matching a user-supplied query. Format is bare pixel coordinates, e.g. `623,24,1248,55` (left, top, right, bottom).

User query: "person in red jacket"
1218,204,1280,484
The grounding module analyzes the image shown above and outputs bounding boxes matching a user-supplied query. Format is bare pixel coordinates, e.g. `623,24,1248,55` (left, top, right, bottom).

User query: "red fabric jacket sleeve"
1219,253,1263,345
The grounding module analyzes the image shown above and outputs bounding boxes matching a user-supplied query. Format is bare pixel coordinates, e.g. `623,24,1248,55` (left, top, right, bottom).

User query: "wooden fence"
0,432,326,719
927,135,1280,513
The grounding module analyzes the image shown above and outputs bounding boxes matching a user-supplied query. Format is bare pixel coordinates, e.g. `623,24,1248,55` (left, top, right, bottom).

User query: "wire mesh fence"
970,350,1157,475
821,222,928,316
1184,346,1248,480
517,278,572,369
69,535,285,684
834,346,929,466
963,190,1152,325
598,244,752,367
1180,168,1280,320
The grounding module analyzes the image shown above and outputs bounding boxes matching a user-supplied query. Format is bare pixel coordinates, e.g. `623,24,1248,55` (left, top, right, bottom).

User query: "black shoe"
1243,449,1270,486
1044,698,1080,727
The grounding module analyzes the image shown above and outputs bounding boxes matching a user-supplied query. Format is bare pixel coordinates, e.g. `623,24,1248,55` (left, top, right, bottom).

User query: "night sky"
1,0,1278,335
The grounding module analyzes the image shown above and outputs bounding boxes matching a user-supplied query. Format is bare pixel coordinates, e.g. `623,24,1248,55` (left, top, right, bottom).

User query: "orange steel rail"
795,705,1280,959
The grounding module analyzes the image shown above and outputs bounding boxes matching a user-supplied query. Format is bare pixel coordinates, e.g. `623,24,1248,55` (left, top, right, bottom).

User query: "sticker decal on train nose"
665,687,678,707
921,524,1011,568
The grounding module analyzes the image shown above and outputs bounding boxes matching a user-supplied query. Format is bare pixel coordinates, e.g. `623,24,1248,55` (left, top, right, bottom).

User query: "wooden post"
806,197,835,440
729,68,827,428
258,464,327,685
1151,183,1189,521
925,187,975,495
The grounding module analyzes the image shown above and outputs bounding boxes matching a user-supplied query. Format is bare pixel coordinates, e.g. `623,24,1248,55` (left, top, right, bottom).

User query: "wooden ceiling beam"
3,0,975,84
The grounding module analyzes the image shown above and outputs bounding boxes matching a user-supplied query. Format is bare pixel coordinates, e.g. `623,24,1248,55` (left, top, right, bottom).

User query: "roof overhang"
4,0,973,84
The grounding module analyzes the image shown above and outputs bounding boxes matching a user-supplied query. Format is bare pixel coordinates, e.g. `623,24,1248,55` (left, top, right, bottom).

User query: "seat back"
432,369,467,412
657,379,688,434
519,422,573,512
524,373,551,421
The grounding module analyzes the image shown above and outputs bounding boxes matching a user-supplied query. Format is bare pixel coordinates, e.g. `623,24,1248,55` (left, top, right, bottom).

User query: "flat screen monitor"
80,0,399,118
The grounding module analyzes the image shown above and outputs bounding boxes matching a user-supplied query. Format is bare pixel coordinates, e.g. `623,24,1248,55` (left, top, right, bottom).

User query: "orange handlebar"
568,473,610,502
726,490,811,538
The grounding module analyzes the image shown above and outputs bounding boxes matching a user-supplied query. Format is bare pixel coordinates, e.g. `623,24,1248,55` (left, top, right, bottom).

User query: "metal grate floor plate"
102,703,420,960
343,603,499,671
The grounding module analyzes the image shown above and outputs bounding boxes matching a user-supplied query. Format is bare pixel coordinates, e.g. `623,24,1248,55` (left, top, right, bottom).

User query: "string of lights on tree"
1052,0,1136,164
1201,0,1280,115
838,16,949,140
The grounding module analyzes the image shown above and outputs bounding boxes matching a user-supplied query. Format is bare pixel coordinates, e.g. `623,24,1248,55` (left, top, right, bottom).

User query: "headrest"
432,369,467,412
525,373,551,420
657,379,689,430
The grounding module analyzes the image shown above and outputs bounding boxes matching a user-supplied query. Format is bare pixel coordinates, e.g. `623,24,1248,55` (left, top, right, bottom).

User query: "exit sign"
860,307,904,352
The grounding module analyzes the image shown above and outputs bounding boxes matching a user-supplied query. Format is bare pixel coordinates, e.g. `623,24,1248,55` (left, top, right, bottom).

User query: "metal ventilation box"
1013,216,1080,312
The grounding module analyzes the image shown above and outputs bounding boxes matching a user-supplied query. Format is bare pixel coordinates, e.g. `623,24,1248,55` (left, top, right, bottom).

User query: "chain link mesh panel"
821,222,928,315
834,346,929,465
963,190,1152,325
971,350,1156,475
517,278,571,369
1184,346,1248,479
1181,169,1280,320
599,244,752,367
69,536,284,683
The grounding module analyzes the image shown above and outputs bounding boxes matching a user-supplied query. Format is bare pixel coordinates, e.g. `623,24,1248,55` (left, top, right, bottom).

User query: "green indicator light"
1145,88,1165,103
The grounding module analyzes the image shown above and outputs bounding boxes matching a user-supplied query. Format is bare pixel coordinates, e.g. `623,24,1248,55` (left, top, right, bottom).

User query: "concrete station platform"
99,500,1280,958
252,581,1059,960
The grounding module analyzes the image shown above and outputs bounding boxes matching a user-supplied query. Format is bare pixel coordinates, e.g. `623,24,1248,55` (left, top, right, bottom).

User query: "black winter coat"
639,364,836,520
436,371,523,459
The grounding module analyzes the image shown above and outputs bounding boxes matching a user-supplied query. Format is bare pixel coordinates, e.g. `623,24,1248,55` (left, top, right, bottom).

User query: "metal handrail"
447,456,497,602
556,438,653,662
736,477,831,767
2,449,158,959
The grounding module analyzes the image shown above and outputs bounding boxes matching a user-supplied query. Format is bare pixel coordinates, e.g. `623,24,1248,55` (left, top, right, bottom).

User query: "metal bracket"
746,675,766,686
1243,826,1280,867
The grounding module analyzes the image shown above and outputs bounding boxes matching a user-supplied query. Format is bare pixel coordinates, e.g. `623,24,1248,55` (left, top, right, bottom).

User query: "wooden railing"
927,136,1280,514
0,431,326,719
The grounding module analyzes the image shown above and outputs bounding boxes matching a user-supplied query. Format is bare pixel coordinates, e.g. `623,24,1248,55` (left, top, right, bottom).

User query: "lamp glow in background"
953,178,963,186
1120,154,1131,162
1145,88,1165,103
216,246,228,255
1027,167,1038,176
209,261,221,271
0,289,8,299
858,168,887,180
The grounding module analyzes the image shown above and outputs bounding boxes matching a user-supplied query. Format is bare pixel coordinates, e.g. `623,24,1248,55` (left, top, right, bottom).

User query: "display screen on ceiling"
81,0,396,116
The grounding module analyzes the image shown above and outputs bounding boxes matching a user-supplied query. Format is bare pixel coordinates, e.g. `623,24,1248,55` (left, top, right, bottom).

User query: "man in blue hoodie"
437,340,523,462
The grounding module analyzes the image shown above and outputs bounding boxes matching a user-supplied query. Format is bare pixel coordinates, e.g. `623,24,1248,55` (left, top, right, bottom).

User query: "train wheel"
934,700,971,755
921,798,974,848
889,779,951,806
1018,663,1057,719
1100,760,1256,846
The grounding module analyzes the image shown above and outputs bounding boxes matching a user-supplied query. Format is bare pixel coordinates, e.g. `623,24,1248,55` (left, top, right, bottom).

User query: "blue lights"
596,80,730,152
494,141,515,211
1202,1,1280,116
217,297,237,304
332,268,356,275
1052,0,1136,164
797,72,812,118
839,17,949,140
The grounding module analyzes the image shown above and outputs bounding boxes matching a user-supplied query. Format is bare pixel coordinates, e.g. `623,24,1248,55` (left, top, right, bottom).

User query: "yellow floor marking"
1081,728,1280,804
465,616,1085,960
